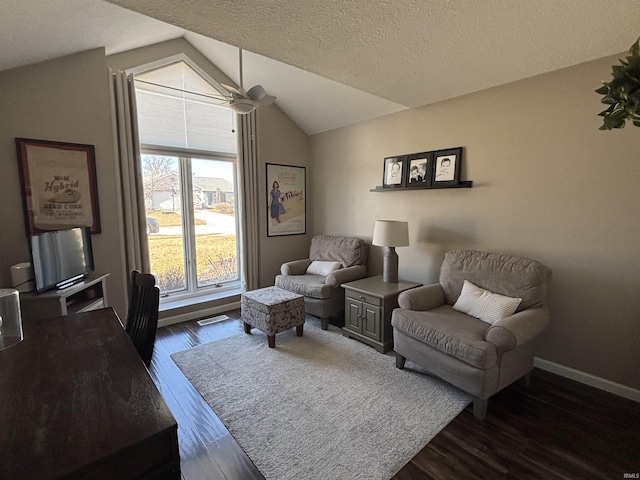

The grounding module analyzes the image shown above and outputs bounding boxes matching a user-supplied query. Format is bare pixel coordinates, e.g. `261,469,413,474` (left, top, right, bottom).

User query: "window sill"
158,284,244,327
159,285,243,312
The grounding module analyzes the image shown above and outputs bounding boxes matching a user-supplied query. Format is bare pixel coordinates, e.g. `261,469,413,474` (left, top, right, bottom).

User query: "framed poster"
16,138,101,235
266,163,306,237
432,147,462,186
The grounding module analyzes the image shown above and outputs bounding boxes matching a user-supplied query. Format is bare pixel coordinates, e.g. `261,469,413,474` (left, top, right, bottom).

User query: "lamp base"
382,247,399,283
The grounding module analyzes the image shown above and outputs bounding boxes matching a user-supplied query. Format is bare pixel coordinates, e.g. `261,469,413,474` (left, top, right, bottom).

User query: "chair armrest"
326,265,367,287
484,307,550,350
397,284,445,311
280,259,311,276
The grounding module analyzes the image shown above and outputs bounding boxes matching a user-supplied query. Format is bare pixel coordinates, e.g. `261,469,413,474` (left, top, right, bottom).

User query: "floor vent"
197,315,230,326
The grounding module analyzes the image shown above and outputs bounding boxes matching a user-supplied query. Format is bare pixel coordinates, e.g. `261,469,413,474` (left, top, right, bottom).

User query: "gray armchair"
275,235,368,329
391,250,551,419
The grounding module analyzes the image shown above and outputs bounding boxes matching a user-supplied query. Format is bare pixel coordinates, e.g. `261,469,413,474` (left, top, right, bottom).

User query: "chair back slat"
125,271,159,367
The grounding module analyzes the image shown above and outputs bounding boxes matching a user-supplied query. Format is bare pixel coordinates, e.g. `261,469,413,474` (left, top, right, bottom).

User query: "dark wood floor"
150,310,640,480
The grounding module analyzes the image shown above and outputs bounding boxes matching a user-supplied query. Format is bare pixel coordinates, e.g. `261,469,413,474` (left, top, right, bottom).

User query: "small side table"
342,275,421,353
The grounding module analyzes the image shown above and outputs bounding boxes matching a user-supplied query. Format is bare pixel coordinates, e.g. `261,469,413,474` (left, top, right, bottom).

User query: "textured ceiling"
106,0,640,107
2,0,640,134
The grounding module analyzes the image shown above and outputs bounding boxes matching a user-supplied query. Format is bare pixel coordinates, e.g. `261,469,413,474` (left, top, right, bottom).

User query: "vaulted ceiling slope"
2,0,639,135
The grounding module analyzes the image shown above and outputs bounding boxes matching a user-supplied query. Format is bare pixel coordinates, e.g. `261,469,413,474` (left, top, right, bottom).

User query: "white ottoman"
241,286,305,348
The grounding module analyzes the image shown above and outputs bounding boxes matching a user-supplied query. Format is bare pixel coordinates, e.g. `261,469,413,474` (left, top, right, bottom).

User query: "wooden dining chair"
125,270,160,368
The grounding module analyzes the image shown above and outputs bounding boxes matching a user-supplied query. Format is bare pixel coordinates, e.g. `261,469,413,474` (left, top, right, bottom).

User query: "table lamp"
372,220,409,283
0,289,23,351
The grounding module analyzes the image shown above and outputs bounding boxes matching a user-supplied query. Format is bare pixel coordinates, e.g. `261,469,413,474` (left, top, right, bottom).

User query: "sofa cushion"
440,250,551,311
306,260,341,276
453,280,522,325
309,235,367,268
275,274,333,300
391,305,497,369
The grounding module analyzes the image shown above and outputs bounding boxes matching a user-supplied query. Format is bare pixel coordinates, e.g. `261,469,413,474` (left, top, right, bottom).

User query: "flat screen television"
29,227,95,292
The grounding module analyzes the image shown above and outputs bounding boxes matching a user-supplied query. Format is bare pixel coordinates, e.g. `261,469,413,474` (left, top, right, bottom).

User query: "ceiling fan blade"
257,94,276,106
247,85,276,105
221,83,244,96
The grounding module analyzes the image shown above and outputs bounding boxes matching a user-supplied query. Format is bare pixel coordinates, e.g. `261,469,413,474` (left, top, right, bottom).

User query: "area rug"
171,323,471,480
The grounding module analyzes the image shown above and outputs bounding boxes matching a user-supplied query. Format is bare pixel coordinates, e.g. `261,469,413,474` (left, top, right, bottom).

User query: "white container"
0,289,23,350
10,262,34,293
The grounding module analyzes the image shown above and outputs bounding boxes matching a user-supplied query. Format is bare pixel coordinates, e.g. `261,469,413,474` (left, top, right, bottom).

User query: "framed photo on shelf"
382,155,406,188
432,147,462,186
15,138,101,235
266,163,306,237
405,152,433,187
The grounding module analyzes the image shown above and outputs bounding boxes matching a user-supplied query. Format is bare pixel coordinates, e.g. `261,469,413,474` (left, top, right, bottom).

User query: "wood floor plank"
395,369,640,480
208,434,265,480
152,325,235,444
150,314,640,480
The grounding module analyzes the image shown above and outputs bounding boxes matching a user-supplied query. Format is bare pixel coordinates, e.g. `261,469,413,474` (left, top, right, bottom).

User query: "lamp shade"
0,289,23,350
372,220,409,247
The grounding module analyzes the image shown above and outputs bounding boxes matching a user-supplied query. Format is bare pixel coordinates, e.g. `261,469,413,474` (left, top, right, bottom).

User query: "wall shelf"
370,181,473,192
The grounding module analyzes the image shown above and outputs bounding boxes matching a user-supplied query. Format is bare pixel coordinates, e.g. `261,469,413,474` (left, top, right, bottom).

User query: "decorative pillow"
306,260,342,276
452,280,522,325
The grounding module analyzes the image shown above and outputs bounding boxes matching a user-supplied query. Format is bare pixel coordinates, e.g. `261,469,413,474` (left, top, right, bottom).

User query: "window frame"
130,53,243,303
140,145,242,302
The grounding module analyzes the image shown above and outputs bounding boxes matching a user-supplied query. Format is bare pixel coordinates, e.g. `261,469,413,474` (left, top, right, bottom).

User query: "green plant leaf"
626,55,640,67
610,105,628,117
596,37,640,130
612,65,626,79
630,37,640,57
598,106,615,116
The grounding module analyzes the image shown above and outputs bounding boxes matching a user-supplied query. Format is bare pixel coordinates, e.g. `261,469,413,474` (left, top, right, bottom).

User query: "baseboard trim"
158,301,241,328
534,357,640,403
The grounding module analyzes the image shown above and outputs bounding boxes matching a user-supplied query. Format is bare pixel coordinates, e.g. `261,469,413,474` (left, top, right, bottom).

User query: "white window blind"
135,62,236,154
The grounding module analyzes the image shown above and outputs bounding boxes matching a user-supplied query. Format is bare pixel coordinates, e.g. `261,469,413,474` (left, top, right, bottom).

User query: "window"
134,59,241,299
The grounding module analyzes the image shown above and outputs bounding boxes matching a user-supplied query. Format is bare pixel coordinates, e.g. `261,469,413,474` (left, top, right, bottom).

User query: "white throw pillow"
452,280,522,325
306,260,342,276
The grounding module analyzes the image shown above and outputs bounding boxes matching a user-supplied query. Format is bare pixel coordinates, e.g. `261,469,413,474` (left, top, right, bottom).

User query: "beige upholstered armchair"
391,250,551,419
275,235,368,329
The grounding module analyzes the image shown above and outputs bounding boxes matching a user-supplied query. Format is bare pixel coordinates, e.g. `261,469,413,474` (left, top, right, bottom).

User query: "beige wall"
310,54,640,390
0,48,127,319
4,40,635,391
0,38,310,323
257,105,311,287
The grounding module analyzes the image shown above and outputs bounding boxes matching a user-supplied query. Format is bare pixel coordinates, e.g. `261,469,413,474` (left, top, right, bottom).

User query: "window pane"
191,158,239,288
141,154,187,293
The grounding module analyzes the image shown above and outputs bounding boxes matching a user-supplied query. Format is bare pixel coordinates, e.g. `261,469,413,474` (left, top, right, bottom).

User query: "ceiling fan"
222,49,276,114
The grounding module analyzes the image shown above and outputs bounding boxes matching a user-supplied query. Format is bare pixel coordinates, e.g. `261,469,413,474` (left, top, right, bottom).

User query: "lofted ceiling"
2,0,640,135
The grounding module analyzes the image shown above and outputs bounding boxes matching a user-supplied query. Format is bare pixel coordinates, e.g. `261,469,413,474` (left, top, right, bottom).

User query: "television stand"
19,273,109,321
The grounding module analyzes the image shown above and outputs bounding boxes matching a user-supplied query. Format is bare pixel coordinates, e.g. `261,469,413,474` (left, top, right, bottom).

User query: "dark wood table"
0,307,179,479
